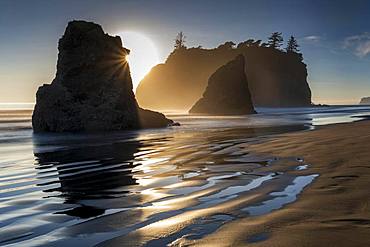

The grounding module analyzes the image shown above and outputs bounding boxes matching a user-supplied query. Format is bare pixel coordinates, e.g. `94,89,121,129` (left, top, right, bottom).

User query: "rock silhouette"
32,20,173,132
359,97,370,105
136,42,312,110
189,55,255,115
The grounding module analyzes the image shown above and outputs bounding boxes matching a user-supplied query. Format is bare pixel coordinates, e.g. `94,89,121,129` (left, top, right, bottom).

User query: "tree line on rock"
136,30,311,110
174,31,300,55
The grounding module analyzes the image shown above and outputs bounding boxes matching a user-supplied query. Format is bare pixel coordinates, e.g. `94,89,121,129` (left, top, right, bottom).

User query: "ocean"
1,105,370,246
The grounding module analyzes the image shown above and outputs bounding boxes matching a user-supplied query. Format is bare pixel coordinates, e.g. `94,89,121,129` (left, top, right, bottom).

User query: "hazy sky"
1,0,370,104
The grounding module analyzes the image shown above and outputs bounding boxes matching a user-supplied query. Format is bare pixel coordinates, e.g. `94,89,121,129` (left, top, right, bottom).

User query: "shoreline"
192,120,370,246
1,113,370,245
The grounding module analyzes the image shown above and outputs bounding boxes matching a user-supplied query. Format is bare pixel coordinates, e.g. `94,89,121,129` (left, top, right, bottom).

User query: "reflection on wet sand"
3,106,370,246
40,127,319,246
34,135,143,219
1,124,316,246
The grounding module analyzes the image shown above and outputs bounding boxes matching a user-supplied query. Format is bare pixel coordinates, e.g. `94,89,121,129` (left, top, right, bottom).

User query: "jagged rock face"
359,97,370,105
136,45,312,110
189,55,255,115
32,20,172,132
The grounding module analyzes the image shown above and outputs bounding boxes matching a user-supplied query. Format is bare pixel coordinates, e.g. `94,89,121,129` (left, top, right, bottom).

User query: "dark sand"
3,110,370,246
191,121,370,246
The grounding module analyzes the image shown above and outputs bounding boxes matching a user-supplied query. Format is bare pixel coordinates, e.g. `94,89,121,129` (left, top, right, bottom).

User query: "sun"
116,31,160,92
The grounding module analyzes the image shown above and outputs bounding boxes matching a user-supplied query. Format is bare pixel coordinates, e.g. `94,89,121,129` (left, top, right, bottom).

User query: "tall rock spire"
32,20,173,132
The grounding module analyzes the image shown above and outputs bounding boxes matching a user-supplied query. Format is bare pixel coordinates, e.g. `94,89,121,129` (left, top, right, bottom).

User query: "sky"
1,0,370,104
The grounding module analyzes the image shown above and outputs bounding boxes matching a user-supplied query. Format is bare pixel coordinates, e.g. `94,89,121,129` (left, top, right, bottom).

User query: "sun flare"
116,31,160,92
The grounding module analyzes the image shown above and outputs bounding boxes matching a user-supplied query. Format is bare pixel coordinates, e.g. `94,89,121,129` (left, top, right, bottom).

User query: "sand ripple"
0,126,318,247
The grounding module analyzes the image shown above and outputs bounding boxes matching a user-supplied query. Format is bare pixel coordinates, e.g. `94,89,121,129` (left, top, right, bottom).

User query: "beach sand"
192,121,370,246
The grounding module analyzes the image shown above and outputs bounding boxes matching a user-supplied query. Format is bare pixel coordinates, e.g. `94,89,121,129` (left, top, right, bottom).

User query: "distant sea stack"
32,20,173,132
136,42,312,110
189,55,255,115
359,97,370,105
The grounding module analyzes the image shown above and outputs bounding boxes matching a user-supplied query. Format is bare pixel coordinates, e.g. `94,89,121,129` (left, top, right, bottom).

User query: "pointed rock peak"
189,54,255,115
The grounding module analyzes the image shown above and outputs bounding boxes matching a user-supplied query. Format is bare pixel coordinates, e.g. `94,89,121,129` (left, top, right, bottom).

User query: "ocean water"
1,105,370,246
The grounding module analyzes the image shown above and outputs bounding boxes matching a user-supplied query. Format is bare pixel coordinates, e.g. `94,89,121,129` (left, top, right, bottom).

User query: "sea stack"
189,55,256,115
32,20,173,132
359,97,370,105
136,41,311,111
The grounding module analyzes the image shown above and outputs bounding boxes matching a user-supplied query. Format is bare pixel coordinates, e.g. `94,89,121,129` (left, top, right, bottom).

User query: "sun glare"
116,31,160,92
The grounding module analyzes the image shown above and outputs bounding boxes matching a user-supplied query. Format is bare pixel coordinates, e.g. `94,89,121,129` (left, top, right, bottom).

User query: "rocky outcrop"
136,43,312,111
189,55,255,115
32,20,173,132
359,97,370,105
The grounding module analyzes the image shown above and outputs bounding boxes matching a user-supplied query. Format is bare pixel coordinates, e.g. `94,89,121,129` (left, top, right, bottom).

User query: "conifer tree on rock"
286,36,300,53
268,32,284,49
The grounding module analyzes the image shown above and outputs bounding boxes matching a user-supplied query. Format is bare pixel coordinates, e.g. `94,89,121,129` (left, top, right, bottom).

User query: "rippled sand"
1,107,370,246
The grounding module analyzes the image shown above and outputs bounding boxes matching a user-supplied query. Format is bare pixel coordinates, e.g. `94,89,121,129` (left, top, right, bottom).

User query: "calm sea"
1,104,370,246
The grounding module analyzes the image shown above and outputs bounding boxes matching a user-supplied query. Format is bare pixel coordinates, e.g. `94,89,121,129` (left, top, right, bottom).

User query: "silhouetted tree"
268,32,283,49
237,41,248,49
237,39,256,49
246,39,255,45
286,36,300,53
252,40,262,47
217,41,236,50
174,32,186,49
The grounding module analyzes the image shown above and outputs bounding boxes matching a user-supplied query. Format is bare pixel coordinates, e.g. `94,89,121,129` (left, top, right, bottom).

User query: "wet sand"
2,107,370,246
192,121,370,247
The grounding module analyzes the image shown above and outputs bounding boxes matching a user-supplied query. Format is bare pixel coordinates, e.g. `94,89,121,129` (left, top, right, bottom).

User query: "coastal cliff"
189,55,255,115
359,97,370,105
32,20,173,132
136,42,312,111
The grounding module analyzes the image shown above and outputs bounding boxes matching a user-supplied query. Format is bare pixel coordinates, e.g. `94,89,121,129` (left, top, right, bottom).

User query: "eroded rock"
32,20,173,132
136,42,312,110
189,55,256,115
